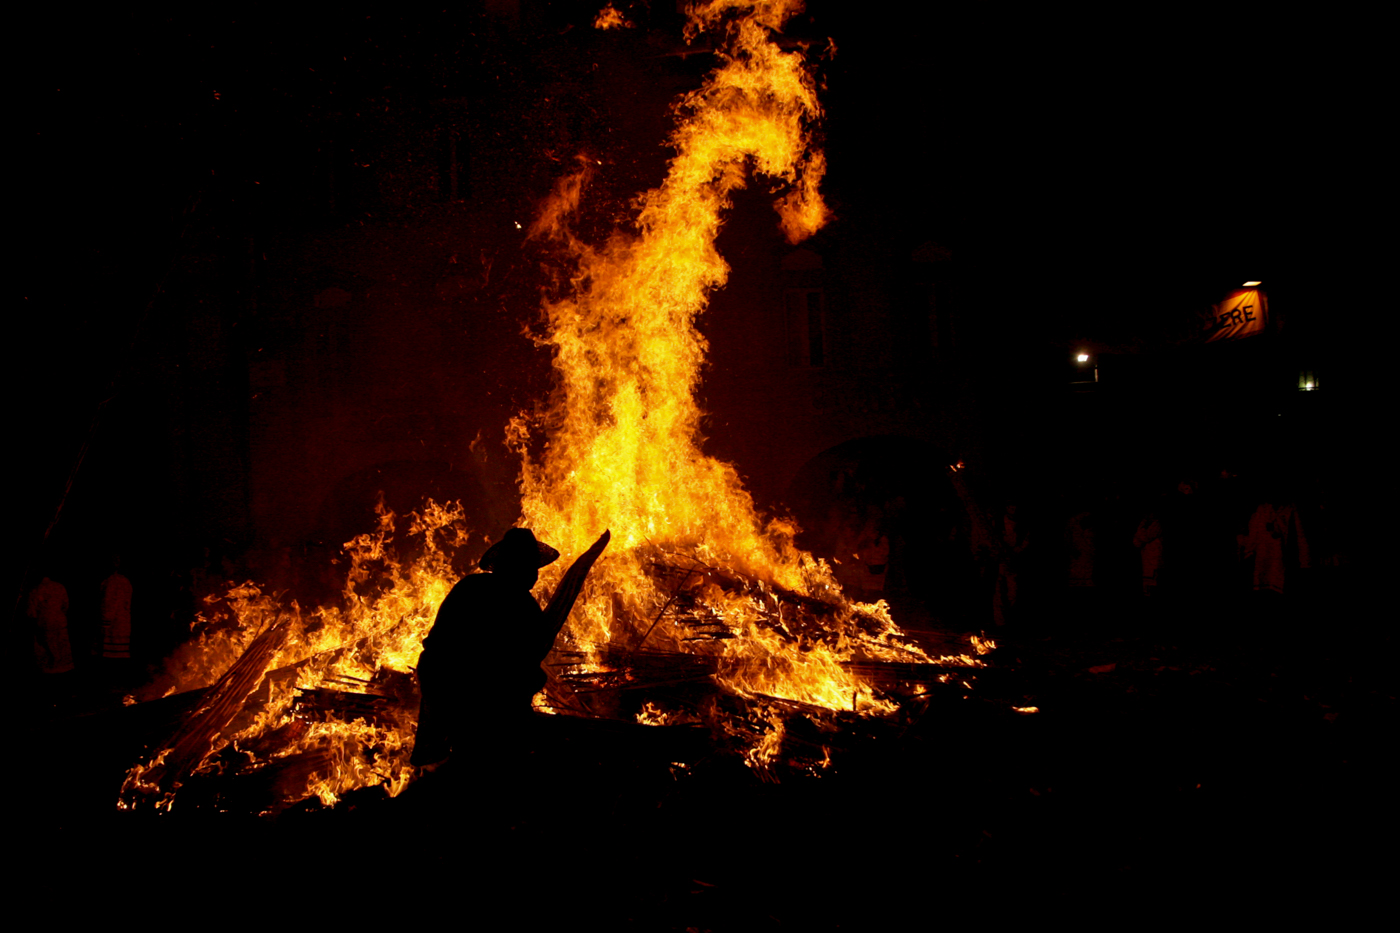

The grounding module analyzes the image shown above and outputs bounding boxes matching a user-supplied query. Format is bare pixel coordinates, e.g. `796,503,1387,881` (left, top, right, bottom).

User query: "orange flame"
122,499,467,806
514,0,940,733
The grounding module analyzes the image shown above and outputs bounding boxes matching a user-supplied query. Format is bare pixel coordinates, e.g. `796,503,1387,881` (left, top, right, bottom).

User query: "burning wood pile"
118,0,996,815
544,550,986,720
119,532,991,814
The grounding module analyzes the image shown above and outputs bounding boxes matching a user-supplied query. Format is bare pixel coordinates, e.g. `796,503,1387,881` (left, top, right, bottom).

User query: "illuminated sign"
1203,287,1268,342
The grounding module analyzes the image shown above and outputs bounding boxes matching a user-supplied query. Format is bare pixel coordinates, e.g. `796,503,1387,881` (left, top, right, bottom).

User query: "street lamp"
1071,349,1097,385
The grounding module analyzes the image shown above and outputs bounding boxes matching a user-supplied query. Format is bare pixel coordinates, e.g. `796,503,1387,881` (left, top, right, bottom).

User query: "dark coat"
412,572,549,764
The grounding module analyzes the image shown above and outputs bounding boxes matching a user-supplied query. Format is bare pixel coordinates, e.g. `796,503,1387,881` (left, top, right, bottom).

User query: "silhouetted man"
411,527,560,767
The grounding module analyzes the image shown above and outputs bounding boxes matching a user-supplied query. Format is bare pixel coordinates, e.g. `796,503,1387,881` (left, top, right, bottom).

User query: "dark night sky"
818,4,1374,338
15,2,1378,579
20,3,1374,333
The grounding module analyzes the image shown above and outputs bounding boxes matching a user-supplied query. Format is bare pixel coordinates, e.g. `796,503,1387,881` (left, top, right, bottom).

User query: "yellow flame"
515,0,928,722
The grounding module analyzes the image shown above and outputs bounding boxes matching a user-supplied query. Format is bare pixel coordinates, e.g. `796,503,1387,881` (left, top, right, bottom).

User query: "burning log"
239,717,311,758
121,620,289,807
843,660,976,689
175,739,346,813
537,548,987,735
236,744,343,807
634,555,927,655
553,647,721,693
287,663,419,726
156,676,413,812
292,687,403,725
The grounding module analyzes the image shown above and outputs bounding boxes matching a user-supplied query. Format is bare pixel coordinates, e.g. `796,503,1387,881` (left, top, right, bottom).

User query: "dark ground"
20,562,1391,927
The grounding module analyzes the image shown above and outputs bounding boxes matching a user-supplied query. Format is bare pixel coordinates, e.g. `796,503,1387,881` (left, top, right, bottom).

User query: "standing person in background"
852,507,891,603
1241,492,1310,597
1162,477,1211,634
947,463,1026,631
99,555,134,662
27,569,74,680
992,500,1030,629
1197,466,1251,632
1066,505,1097,590
1238,478,1313,668
1065,496,1100,633
1133,509,1164,599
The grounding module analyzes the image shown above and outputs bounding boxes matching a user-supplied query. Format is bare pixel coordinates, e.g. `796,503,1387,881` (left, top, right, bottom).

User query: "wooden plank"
121,621,289,805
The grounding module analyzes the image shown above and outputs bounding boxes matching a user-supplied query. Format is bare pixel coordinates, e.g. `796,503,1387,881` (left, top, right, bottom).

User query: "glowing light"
1242,280,1262,287
1076,353,1090,363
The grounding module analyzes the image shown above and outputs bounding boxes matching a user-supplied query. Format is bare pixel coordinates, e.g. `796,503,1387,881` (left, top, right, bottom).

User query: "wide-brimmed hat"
479,527,560,572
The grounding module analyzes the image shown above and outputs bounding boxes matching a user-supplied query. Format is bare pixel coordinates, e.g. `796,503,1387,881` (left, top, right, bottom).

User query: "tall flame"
520,0,827,567
514,0,927,716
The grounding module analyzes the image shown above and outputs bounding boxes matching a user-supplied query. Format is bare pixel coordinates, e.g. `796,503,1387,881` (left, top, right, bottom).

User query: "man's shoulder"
439,571,518,614
447,572,510,597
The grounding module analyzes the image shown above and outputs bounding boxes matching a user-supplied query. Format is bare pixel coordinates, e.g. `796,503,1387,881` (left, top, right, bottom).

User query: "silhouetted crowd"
811,460,1353,649
18,456,1355,715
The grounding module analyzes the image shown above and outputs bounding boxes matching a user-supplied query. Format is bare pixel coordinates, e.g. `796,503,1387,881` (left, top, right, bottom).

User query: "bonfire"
120,0,992,814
